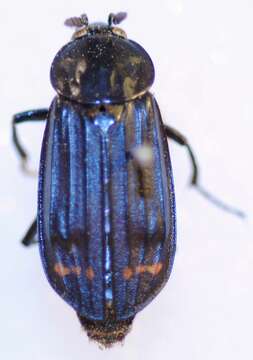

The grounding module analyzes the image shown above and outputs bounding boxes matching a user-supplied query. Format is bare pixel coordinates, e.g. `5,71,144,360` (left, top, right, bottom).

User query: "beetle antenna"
108,12,127,27
64,13,89,28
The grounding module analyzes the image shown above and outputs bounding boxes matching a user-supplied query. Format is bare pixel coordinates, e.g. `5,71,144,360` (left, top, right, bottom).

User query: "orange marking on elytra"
136,265,146,274
54,263,82,277
136,263,163,276
54,263,71,277
123,263,163,280
71,266,82,276
86,266,95,280
123,267,134,280
147,263,163,275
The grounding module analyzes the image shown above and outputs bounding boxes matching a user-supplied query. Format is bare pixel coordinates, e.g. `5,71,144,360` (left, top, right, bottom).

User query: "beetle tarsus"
21,218,38,247
193,185,245,218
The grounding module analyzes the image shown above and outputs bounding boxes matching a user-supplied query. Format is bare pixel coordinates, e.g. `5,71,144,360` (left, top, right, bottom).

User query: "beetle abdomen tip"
77,314,134,347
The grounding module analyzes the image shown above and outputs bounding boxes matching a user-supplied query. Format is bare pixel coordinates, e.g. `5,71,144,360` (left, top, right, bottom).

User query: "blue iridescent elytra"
39,93,176,319
13,13,177,347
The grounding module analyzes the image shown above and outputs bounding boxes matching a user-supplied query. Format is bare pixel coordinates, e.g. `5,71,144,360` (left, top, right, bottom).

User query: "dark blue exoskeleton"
12,12,244,347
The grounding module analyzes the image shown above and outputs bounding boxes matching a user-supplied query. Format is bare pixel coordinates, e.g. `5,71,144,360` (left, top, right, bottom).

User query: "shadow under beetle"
12,12,244,347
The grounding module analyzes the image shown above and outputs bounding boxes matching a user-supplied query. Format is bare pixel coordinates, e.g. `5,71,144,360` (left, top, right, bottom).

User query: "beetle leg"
164,125,198,185
21,218,38,247
164,124,245,218
12,109,48,175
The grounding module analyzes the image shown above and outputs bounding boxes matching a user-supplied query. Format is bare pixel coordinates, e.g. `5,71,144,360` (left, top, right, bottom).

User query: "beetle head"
65,12,127,40
51,12,154,105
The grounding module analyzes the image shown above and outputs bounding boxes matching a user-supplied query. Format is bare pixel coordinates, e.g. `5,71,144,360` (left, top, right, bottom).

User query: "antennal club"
64,14,89,28
108,12,127,27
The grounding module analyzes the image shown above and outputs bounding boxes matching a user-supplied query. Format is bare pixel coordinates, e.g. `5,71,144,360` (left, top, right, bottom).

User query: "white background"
0,0,252,359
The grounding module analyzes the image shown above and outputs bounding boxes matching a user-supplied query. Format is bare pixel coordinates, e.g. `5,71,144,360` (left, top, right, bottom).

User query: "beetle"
12,12,244,347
